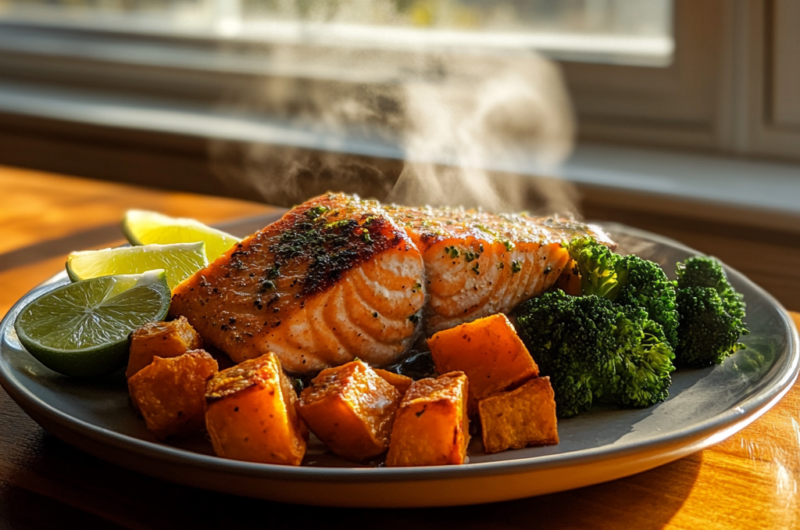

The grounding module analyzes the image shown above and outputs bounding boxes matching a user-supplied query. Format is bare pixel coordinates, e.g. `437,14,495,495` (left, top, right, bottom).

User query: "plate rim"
0,224,798,486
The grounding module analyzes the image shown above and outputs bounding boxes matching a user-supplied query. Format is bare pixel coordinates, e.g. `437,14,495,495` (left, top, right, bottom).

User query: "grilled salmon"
171,194,613,373
383,205,613,334
170,194,425,373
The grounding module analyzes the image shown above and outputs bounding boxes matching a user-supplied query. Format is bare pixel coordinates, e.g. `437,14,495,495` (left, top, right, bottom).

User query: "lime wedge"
14,271,171,377
66,242,208,290
122,209,240,262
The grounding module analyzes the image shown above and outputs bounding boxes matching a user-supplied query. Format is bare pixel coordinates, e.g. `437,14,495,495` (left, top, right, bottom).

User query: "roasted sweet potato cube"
386,372,469,467
373,369,414,396
297,361,402,462
428,313,538,412
128,350,218,440
479,376,559,454
127,316,203,378
555,259,581,296
205,353,307,466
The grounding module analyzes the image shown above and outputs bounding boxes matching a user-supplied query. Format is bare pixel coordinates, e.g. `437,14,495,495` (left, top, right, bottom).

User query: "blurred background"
0,0,798,309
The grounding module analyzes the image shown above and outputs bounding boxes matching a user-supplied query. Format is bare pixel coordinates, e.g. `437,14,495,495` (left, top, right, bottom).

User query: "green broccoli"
677,256,746,314
566,237,680,349
515,291,616,417
609,306,675,407
675,257,749,367
615,254,680,350
565,237,623,299
516,290,675,417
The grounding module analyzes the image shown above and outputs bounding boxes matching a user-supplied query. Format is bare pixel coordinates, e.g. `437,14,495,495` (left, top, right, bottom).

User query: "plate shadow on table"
179,456,704,530
0,420,703,530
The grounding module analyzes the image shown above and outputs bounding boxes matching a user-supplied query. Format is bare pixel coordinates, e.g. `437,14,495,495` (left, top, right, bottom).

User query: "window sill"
563,144,800,234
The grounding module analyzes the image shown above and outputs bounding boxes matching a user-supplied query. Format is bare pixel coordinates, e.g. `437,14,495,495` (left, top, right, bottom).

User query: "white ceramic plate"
0,221,797,507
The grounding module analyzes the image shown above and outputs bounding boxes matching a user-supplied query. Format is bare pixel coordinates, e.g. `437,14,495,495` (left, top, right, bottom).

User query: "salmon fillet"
170,194,425,373
171,194,613,373
383,205,613,334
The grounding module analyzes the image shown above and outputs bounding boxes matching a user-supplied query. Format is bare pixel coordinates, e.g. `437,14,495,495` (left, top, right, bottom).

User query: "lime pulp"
122,209,240,263
66,242,208,291
14,271,171,377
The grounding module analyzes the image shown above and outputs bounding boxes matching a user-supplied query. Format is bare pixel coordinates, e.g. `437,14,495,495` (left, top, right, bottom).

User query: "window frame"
739,0,800,160
0,0,795,165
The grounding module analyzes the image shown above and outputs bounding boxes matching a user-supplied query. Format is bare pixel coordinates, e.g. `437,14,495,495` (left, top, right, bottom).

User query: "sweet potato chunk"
126,316,203,378
479,377,559,454
373,369,414,396
428,313,538,412
386,372,469,467
297,361,402,462
128,350,218,440
555,259,581,296
205,353,307,466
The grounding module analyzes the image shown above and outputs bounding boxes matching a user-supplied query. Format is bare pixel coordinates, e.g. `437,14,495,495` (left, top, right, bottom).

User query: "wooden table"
1,166,798,530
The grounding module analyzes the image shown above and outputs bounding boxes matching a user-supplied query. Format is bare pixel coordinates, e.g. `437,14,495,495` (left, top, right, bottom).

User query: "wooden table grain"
1,165,798,530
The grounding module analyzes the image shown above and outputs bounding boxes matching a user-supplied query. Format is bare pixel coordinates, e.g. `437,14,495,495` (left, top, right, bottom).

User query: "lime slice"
14,271,171,377
122,209,240,263
66,242,208,290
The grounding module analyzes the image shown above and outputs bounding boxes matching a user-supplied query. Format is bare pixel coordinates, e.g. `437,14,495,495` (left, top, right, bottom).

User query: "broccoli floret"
677,256,747,319
566,238,679,349
566,237,623,299
674,257,748,367
675,287,746,366
677,255,727,287
615,255,679,350
516,291,616,417
608,306,675,407
516,291,675,417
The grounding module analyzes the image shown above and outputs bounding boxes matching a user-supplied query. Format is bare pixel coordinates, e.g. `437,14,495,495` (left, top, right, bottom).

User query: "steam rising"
388,53,575,212
210,33,577,214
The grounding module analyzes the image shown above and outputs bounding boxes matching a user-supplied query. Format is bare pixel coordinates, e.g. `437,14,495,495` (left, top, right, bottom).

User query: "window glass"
0,0,674,66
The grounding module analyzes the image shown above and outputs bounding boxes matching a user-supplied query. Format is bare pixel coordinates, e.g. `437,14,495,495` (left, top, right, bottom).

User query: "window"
0,0,796,175
740,0,800,159
0,0,674,66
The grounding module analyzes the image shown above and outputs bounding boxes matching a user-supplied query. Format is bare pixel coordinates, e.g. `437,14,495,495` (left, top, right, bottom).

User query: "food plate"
0,221,797,507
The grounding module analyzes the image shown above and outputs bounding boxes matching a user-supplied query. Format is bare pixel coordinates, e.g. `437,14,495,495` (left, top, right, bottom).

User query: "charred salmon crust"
170,194,426,373
382,205,613,334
